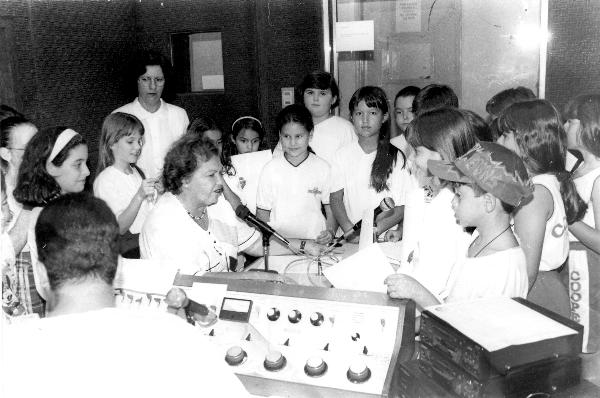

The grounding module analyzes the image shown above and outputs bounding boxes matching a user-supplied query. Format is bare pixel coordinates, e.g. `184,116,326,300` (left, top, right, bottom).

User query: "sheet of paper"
395,0,421,32
114,258,176,295
229,149,273,213
359,206,375,250
201,74,224,90
323,243,395,293
184,282,228,311
426,297,579,352
336,20,375,52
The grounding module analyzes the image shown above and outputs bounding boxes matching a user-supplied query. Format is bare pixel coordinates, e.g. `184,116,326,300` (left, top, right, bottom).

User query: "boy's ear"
0,147,11,163
483,193,497,213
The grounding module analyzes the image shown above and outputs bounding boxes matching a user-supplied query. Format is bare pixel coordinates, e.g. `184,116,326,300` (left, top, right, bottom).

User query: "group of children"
2,72,600,369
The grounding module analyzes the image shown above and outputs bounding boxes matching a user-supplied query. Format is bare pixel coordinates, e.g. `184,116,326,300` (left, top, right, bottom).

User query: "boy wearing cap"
385,142,532,309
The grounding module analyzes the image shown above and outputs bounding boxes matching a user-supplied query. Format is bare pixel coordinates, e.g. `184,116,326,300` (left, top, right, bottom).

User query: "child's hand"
137,178,157,201
315,230,333,245
384,229,402,242
300,240,324,257
343,229,360,244
384,273,416,299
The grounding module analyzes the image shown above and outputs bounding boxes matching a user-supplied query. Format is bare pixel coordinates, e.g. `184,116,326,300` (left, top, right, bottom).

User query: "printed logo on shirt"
238,177,247,190
551,216,567,238
308,187,322,196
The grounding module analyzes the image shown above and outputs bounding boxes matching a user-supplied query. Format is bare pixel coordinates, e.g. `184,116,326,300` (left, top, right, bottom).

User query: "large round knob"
225,346,247,366
264,351,287,371
347,360,371,383
310,312,324,326
304,356,327,377
267,307,280,321
288,309,302,324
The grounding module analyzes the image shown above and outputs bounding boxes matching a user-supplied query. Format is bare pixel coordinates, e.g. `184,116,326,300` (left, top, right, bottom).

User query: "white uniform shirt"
1,307,250,398
256,153,331,239
531,174,569,271
113,99,189,179
404,187,472,296
441,241,529,303
93,166,153,234
570,166,600,241
26,207,49,300
273,116,356,162
331,141,412,225
140,192,258,275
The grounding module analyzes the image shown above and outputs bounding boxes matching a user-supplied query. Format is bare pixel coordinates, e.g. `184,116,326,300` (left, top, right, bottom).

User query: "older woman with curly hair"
140,133,322,276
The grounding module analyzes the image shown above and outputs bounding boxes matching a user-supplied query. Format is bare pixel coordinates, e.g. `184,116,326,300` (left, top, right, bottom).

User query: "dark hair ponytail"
498,99,587,223
349,86,405,192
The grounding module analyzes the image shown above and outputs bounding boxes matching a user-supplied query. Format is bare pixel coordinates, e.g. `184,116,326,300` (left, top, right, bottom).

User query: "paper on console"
323,243,395,293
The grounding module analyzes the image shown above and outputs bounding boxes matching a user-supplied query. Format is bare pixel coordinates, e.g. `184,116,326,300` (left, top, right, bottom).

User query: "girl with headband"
13,127,90,308
229,116,265,155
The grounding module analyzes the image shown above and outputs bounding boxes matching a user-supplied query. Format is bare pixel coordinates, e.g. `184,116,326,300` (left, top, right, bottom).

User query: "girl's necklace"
472,225,511,258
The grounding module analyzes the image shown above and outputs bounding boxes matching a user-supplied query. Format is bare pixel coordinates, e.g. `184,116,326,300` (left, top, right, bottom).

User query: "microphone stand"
262,230,272,272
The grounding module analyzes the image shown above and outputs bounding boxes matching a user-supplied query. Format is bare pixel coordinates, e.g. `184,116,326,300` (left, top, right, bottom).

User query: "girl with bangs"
94,112,158,258
330,86,411,242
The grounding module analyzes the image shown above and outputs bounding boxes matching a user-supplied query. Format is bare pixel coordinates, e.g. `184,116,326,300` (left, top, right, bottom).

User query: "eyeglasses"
138,76,165,86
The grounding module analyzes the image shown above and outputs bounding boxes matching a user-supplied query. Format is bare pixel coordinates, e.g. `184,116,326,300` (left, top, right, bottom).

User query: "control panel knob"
288,309,302,324
225,346,247,366
304,356,328,377
309,312,324,326
267,307,280,321
264,351,287,371
347,360,371,383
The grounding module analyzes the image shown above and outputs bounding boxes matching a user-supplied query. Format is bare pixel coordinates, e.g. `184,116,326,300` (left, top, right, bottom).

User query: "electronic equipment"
393,360,454,398
418,342,581,398
419,298,583,379
174,274,416,398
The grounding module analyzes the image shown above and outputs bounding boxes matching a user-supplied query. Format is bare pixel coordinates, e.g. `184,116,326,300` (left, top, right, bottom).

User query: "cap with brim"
427,142,534,207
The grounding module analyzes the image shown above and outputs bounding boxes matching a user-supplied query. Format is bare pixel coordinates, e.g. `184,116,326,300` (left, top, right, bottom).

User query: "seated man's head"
427,142,534,228
36,193,119,294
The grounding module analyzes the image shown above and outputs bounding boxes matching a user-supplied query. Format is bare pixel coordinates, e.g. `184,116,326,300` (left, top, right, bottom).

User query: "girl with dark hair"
256,104,335,243
497,99,587,318
330,86,411,241
229,116,265,155
399,107,477,296
274,71,356,162
561,94,600,356
94,113,157,258
13,127,90,303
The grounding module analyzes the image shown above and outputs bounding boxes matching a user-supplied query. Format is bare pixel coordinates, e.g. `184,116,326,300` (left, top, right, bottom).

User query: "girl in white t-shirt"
94,113,157,258
274,71,356,162
257,104,335,243
563,94,600,357
331,86,412,242
398,107,478,295
497,99,587,318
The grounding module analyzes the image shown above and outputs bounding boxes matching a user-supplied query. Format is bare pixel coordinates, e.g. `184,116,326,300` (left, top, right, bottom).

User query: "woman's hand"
137,178,158,201
315,229,333,245
343,229,360,244
384,273,418,299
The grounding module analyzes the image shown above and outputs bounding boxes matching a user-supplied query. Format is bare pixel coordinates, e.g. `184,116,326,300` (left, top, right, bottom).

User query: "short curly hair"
13,127,86,207
35,192,119,290
162,133,219,195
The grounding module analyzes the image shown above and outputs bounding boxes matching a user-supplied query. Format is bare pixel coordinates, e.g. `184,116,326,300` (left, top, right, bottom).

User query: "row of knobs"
267,308,324,326
224,346,371,383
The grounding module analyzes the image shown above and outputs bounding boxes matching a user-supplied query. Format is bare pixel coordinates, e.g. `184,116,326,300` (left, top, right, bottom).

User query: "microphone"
235,205,291,247
327,197,395,248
